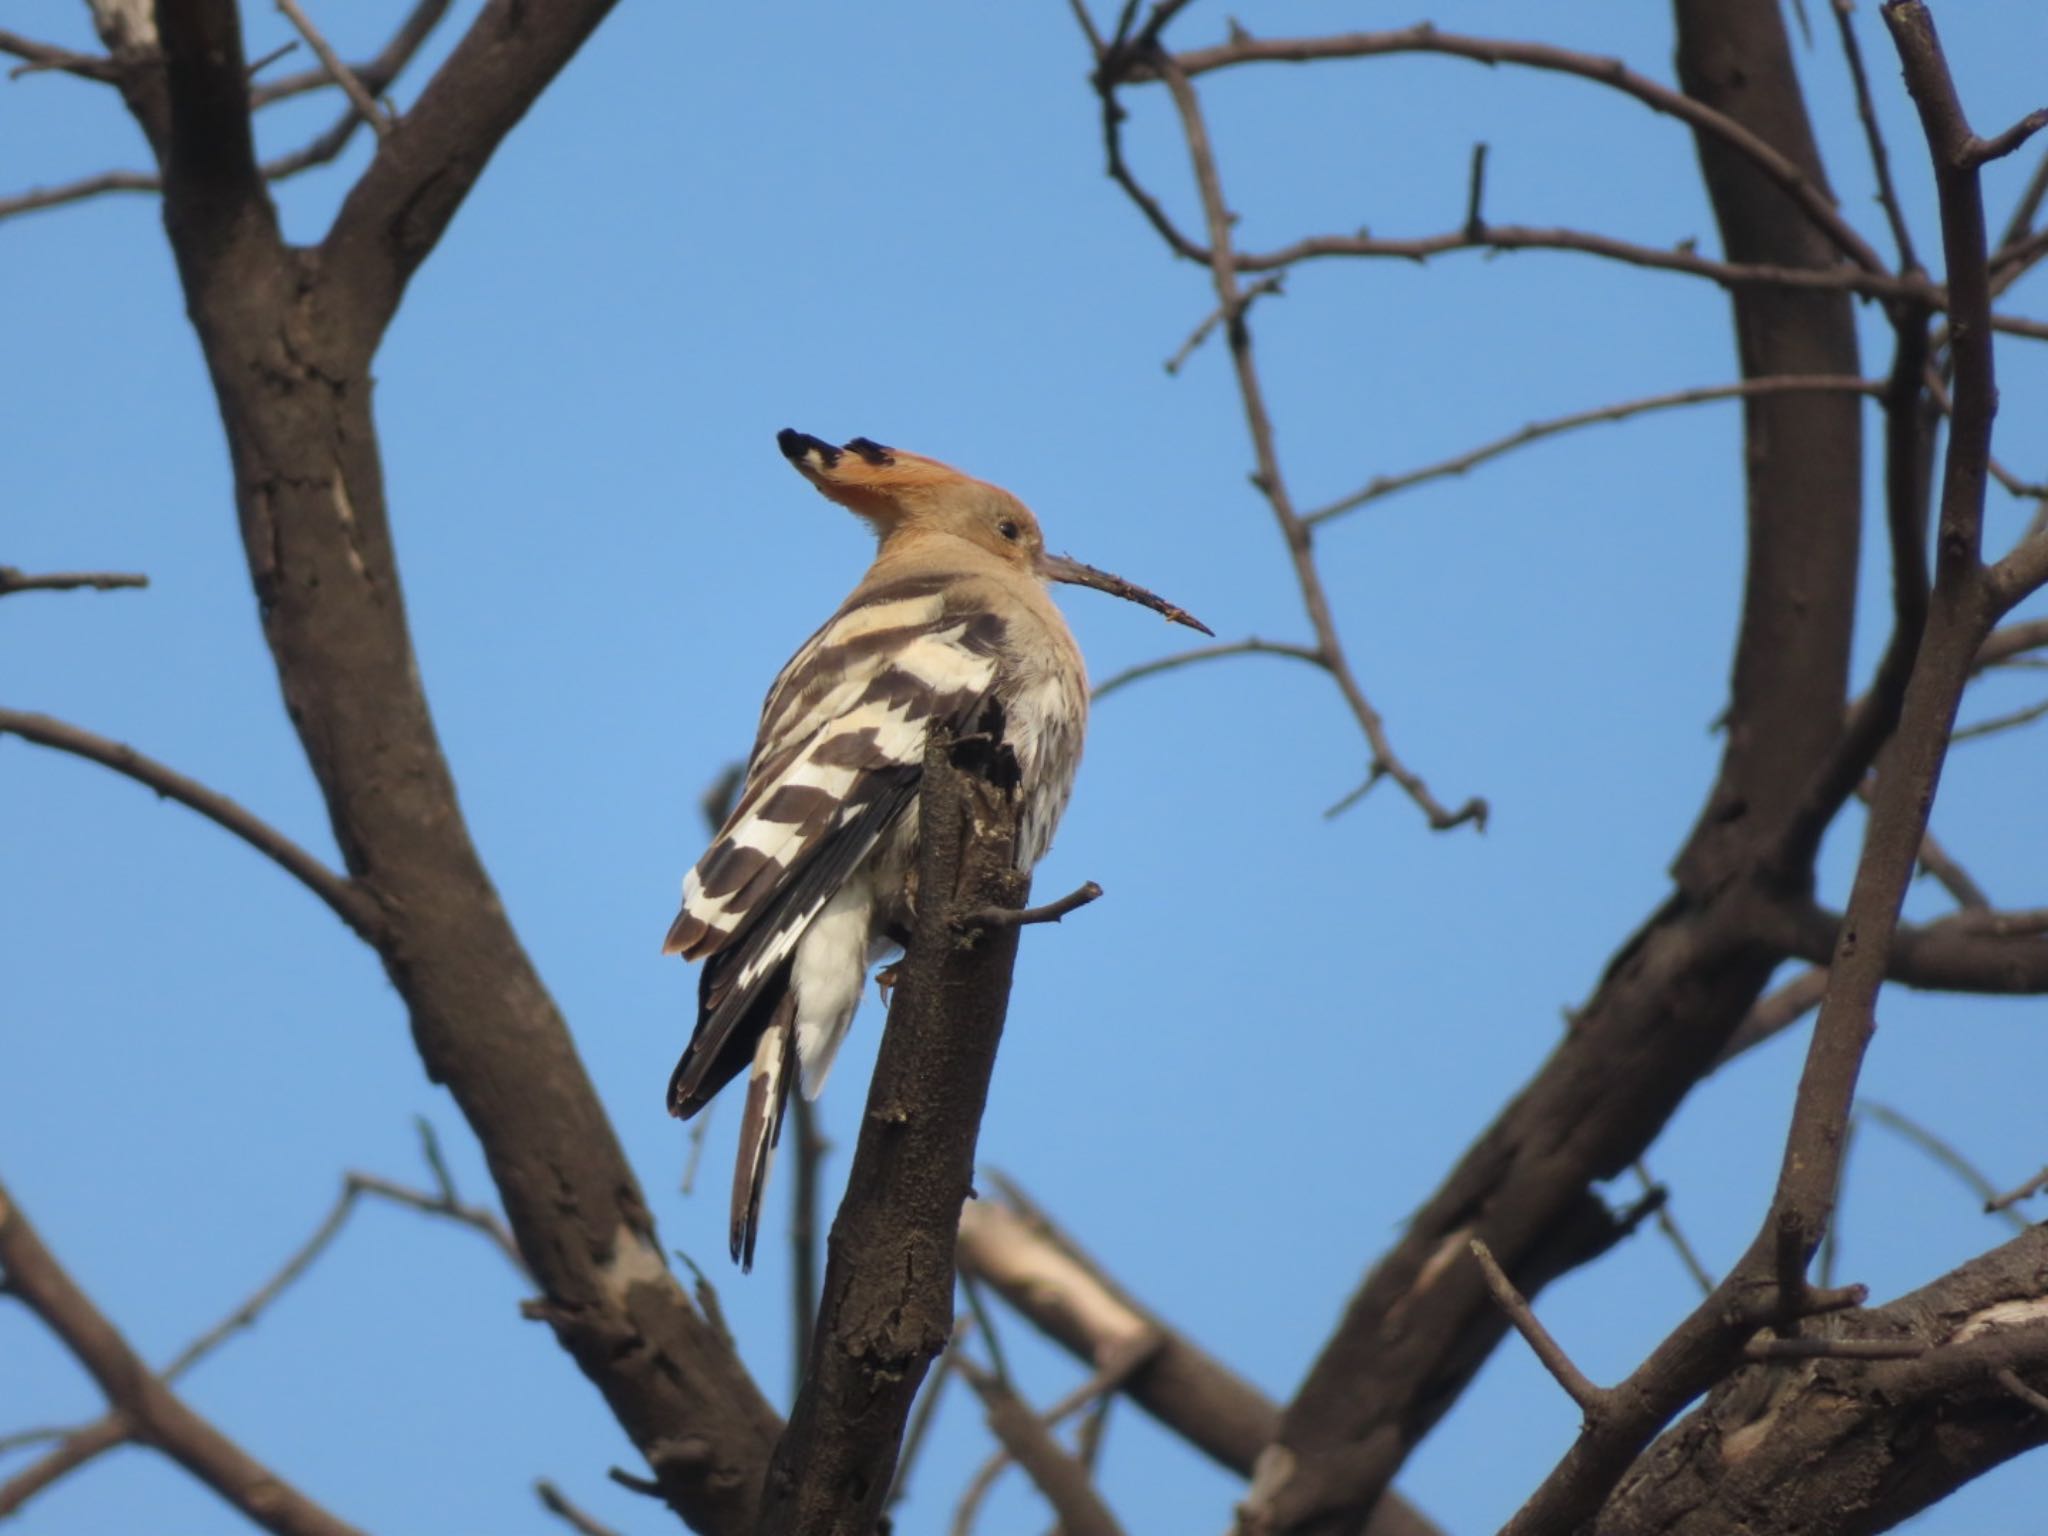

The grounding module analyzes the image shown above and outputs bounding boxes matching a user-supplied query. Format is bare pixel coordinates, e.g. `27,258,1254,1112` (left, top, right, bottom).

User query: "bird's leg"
873,962,901,1006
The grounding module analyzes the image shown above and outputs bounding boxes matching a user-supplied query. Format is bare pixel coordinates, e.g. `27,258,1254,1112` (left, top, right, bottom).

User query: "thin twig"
1305,376,1882,525
535,1479,623,1536
1468,1240,1605,1416
0,1179,371,1536
1162,273,1285,375
0,567,148,597
1631,1162,1714,1295
958,1362,1127,1536
1147,49,1484,832
0,30,118,83
1831,0,1919,270
250,0,449,106
1951,693,2048,742
1964,108,2048,170
274,0,391,136
1985,1167,2048,1214
0,170,157,222
1859,1101,2033,1232
244,40,301,78
885,1321,970,1514
954,882,1103,932
0,709,383,942
1092,637,1322,702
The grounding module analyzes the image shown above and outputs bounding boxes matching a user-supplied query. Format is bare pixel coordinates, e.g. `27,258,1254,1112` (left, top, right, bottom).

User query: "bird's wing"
664,571,1005,1114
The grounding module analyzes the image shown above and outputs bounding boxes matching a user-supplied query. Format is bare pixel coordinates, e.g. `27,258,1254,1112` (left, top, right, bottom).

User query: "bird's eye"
997,520,1021,542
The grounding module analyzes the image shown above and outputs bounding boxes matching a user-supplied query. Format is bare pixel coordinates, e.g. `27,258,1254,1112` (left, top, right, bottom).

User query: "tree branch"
0,566,147,596
1147,48,1484,832
250,0,449,106
322,0,625,346
0,1121,522,1520
1130,24,1887,276
1303,376,1882,526
0,1179,370,1536
1588,1225,2048,1534
758,723,1033,1536
273,0,390,136
0,708,384,942
959,1362,1128,1536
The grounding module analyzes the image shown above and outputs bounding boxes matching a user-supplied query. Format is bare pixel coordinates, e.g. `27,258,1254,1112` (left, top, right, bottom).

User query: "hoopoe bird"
664,429,1209,1268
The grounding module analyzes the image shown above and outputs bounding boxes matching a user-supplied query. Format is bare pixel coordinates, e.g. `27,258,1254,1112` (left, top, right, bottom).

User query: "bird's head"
776,428,1212,635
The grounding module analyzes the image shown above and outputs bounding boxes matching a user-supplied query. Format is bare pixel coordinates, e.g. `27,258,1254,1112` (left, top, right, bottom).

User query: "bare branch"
1148,50,1484,833
0,1179,370,1536
0,29,118,82
273,0,389,136
322,0,627,341
1092,638,1323,702
250,0,448,107
1716,964,1830,1065
1305,376,1882,526
1831,0,1919,271
759,727,1034,1536
955,881,1104,931
0,169,158,222
959,1362,1127,1536
0,566,147,596
1163,272,1285,375
535,1480,623,1536
0,708,383,942
1631,1162,1715,1295
1986,1167,2048,1214
1964,107,2048,169
1469,1241,1607,1417
1859,1101,2034,1231
1,1126,522,1519
1952,693,2048,742
1127,25,1889,276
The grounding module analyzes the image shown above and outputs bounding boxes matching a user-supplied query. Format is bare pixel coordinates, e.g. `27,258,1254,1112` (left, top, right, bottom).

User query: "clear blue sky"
5,3,2045,1533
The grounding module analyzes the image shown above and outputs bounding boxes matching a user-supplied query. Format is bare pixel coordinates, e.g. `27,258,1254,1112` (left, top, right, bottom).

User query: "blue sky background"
5,2,2046,1533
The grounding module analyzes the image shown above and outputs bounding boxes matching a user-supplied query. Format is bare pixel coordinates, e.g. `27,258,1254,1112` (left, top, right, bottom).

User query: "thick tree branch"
0,708,383,942
1589,1225,2048,1536
0,1179,370,1536
322,0,624,348
759,724,1032,1535
104,0,786,1525
955,1188,1445,1536
1231,3,1873,1528
1494,10,2025,1530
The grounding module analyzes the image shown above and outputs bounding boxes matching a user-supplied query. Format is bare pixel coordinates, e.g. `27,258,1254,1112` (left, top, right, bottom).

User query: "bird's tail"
731,993,798,1270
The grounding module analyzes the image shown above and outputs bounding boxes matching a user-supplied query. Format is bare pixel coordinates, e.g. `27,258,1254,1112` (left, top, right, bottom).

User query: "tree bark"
1260,7,1866,1530
760,723,1032,1534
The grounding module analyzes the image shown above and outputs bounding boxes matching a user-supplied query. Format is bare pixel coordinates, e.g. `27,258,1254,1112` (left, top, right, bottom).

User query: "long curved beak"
1039,552,1212,635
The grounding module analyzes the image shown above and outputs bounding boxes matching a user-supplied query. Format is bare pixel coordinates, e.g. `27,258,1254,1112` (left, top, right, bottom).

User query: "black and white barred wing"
662,576,1003,1114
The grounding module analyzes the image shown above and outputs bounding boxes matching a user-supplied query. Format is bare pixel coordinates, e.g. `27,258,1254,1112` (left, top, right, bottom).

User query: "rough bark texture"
1260,6,1865,1530
135,4,784,1530
759,723,1031,1534
1593,1228,2048,1536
